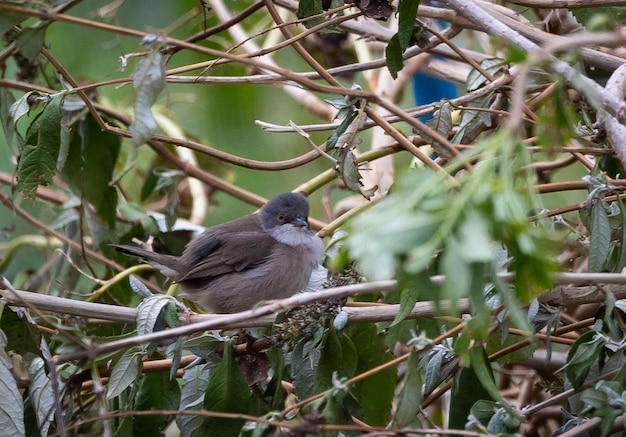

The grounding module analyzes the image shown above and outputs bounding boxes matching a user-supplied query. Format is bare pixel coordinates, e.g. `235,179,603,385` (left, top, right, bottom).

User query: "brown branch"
0,3,372,99
505,0,626,8
0,191,121,272
39,48,107,131
175,0,265,48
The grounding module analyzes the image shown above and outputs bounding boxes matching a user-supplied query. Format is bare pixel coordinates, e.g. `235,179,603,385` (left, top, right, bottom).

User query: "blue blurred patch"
412,69,458,122
412,3,458,121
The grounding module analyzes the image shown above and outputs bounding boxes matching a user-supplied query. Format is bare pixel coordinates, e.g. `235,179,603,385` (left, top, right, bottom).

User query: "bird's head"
260,192,311,232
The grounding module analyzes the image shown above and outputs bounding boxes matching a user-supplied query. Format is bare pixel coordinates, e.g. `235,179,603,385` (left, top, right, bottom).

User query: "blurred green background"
0,0,357,281
0,0,588,284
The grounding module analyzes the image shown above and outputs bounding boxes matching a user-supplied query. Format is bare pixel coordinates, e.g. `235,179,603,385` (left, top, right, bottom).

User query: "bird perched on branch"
114,192,324,313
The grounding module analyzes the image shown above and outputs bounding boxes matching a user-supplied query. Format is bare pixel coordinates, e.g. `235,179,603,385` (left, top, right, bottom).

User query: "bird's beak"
292,217,309,229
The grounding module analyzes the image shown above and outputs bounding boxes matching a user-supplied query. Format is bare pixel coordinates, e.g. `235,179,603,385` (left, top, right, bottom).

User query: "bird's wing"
179,220,275,281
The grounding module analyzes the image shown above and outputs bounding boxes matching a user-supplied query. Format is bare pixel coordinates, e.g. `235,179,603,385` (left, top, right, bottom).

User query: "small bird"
113,193,324,313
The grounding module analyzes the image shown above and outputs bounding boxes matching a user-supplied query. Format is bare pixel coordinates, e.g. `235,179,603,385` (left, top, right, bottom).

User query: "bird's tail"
112,244,182,281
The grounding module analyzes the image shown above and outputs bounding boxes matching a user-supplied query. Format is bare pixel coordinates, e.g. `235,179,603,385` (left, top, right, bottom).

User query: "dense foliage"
2,1,626,436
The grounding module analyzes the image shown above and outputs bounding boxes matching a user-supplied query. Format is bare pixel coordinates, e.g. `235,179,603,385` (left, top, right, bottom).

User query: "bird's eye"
277,213,286,223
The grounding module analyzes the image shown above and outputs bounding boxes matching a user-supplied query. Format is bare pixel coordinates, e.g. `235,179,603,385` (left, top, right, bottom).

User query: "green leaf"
200,342,251,436
134,369,181,436
296,0,322,19
487,407,520,435
0,12,27,36
128,36,166,157
466,264,490,340
466,58,505,91
335,146,367,197
316,325,357,391
600,408,621,437
83,202,106,248
613,196,626,272
17,93,65,199
393,286,418,326
424,348,444,395
348,178,444,281
468,399,498,426
394,350,422,426
329,0,344,9
441,240,471,307
452,94,493,144
327,109,357,150
449,366,493,429
326,97,356,110
560,330,606,390
141,170,159,201
264,349,285,411
291,338,320,400
106,346,143,400
61,114,120,227
0,305,42,356
580,387,608,409
28,357,56,437
349,129,557,337
467,310,491,346
0,330,25,437
0,89,17,147
423,101,453,156
385,34,404,79
16,25,47,60
320,384,350,428
129,275,152,298
163,301,180,329
295,0,326,29
136,295,179,338
534,83,576,151
177,363,211,437
492,278,533,344
580,382,626,437
589,201,611,272
183,332,225,361
397,0,420,49
485,323,534,364
167,337,185,381
349,324,396,426
469,346,520,422
8,91,40,127
572,7,626,31
393,271,437,325
118,202,160,235
505,44,528,64
467,400,520,433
